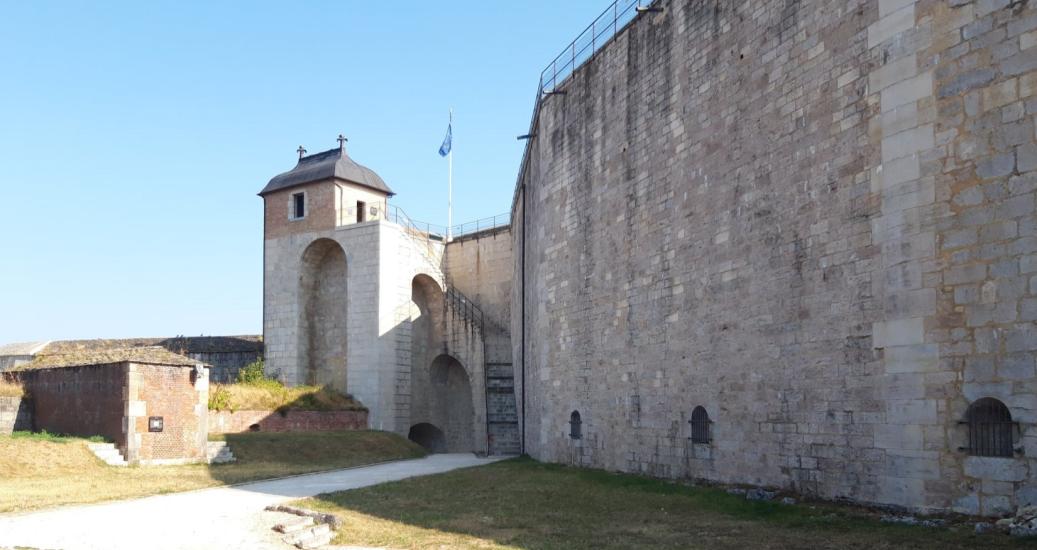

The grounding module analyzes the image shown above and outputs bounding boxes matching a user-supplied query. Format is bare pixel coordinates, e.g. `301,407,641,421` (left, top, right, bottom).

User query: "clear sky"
0,1,603,342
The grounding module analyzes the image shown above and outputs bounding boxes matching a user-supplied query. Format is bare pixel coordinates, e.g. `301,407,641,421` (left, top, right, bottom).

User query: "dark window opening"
569,410,582,440
292,192,305,219
690,406,711,444
964,398,1015,457
357,200,366,223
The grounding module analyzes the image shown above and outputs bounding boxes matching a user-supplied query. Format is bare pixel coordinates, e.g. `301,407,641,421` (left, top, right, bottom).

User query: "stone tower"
259,138,516,456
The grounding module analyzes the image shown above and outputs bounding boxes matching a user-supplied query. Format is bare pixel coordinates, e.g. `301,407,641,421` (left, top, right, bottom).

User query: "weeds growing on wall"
0,380,25,398
208,360,365,412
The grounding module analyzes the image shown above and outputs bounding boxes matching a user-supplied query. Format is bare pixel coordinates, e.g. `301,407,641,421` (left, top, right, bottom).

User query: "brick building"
8,347,210,465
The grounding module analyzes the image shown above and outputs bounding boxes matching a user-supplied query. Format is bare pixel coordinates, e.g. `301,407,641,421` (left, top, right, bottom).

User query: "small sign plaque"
148,416,164,433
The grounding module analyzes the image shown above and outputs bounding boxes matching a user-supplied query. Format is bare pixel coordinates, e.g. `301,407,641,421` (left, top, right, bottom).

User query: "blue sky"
0,1,600,342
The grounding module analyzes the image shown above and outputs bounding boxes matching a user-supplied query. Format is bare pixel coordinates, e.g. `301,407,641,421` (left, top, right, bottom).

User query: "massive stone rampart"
513,0,1037,514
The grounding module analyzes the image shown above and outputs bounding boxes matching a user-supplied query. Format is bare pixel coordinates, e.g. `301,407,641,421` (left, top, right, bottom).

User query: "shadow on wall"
407,354,474,454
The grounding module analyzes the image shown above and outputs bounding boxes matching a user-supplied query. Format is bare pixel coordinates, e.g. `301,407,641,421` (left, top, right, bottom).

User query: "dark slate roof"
17,347,204,370
259,147,394,197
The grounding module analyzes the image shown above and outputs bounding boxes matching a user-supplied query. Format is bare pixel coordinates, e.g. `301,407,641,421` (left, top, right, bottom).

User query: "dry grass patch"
0,430,423,513
210,383,365,412
0,380,24,397
299,458,1032,550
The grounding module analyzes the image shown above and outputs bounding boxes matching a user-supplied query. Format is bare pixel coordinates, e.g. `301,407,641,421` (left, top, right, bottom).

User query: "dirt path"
0,453,504,550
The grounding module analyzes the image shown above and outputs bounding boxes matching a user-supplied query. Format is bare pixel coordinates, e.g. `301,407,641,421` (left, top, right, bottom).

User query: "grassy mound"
210,382,365,412
209,430,425,469
208,359,365,412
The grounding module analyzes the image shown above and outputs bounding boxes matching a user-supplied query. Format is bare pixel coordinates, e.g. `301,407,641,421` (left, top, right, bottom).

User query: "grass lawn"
0,430,424,513
298,457,1037,549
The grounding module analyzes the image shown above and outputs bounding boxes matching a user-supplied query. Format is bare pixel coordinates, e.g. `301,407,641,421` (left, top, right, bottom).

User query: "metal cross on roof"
297,146,307,160
337,134,348,151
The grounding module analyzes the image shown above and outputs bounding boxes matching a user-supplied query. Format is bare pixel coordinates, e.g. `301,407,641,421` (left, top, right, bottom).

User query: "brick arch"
299,238,348,389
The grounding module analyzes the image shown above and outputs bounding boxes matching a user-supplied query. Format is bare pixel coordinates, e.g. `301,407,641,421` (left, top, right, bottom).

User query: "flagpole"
447,108,453,242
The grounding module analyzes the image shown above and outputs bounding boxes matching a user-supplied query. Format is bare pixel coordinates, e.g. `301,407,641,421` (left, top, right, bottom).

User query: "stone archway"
428,354,474,452
408,422,446,453
299,238,347,389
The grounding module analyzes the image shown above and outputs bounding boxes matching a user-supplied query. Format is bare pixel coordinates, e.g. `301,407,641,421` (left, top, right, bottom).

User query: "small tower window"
569,410,582,440
964,398,1016,457
291,192,306,220
357,201,366,223
690,406,711,444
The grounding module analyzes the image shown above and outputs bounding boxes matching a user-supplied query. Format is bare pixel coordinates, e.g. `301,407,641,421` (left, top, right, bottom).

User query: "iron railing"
961,398,1018,457
446,285,484,328
540,0,651,94
449,212,510,238
386,205,448,241
387,206,509,241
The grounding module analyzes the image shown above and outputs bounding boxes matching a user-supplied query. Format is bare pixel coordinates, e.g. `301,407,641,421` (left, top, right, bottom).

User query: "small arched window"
569,410,582,440
690,406,711,444
965,398,1015,457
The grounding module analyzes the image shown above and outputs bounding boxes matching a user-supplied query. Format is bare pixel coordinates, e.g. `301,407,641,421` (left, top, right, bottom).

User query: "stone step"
297,531,333,549
86,442,127,467
206,441,237,463
274,516,315,534
284,524,332,549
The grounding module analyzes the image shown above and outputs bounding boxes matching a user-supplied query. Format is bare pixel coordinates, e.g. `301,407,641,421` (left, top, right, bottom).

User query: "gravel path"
0,453,505,550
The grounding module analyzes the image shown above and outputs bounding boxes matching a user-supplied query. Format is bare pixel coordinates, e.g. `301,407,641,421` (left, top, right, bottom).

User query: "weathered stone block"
964,456,1028,481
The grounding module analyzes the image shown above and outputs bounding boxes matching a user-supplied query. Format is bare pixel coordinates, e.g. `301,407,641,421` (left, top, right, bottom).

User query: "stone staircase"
393,208,520,457
487,362,520,455
86,442,127,467
207,441,236,463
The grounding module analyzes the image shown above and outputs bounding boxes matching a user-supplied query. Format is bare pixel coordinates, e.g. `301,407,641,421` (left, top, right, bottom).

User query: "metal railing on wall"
387,206,509,241
449,212,510,238
540,0,650,94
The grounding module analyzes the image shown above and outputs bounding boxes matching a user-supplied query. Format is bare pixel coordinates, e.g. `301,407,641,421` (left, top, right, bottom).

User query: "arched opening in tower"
428,354,474,452
299,238,348,389
408,422,447,453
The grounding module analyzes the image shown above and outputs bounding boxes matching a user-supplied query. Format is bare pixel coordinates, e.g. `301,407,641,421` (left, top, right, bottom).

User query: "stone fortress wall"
511,0,1037,515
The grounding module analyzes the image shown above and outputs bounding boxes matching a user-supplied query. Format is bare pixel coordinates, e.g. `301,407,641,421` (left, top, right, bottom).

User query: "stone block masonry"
0,396,32,434
511,0,1037,515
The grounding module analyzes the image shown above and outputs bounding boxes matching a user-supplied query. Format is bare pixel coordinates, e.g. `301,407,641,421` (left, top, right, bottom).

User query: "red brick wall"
264,182,336,239
132,364,207,462
14,364,128,449
209,409,367,434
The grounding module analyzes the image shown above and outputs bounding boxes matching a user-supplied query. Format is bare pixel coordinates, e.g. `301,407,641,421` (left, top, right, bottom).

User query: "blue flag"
439,123,452,157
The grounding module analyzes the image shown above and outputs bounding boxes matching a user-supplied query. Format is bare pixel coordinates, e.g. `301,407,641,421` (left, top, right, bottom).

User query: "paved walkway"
0,454,505,550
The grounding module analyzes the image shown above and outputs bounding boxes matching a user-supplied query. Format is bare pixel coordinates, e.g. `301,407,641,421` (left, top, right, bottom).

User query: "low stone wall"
0,396,32,434
208,409,367,434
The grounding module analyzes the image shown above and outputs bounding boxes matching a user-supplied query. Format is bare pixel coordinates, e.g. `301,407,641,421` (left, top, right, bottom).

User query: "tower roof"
259,147,394,197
